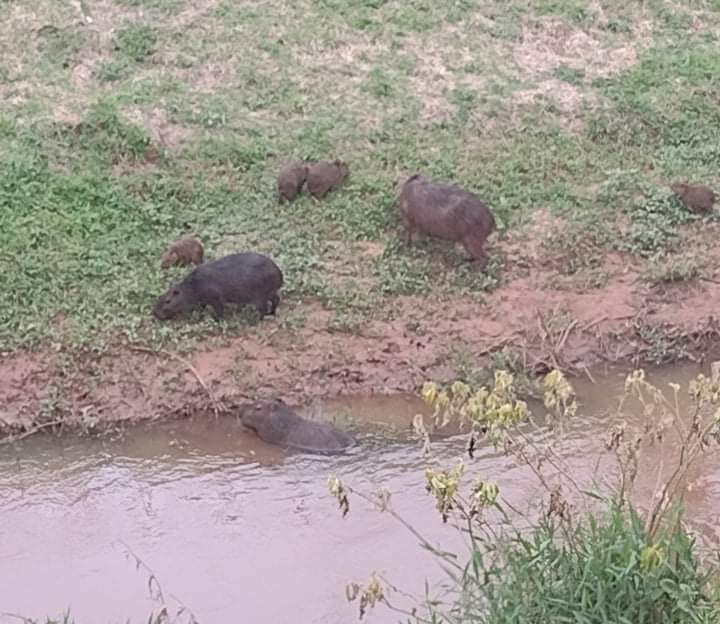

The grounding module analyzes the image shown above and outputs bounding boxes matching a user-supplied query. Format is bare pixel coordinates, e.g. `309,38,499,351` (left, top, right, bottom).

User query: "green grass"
2,0,720,351
466,502,719,624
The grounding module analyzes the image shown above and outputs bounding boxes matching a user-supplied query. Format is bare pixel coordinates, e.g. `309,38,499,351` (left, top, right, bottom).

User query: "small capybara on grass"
238,399,355,454
398,173,496,265
160,236,204,269
153,252,283,321
670,183,716,214
306,160,349,199
277,162,308,203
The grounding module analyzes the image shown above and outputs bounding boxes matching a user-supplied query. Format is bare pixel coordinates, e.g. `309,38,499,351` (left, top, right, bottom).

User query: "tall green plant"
330,367,720,622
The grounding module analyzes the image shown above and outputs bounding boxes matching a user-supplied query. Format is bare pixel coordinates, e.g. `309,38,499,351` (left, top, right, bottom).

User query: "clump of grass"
536,0,591,22
97,22,156,82
540,221,609,275
36,25,91,69
72,98,151,163
623,188,692,256
481,503,715,624
114,23,157,62
645,252,701,287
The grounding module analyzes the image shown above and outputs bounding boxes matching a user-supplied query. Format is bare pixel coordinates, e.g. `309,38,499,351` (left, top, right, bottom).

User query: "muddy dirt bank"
2,251,720,435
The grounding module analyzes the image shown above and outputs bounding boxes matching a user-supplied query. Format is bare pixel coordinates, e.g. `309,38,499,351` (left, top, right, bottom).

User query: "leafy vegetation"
333,367,720,622
482,504,716,624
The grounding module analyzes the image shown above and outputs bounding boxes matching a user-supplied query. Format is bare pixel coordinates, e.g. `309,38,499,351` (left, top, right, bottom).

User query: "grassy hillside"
2,0,719,350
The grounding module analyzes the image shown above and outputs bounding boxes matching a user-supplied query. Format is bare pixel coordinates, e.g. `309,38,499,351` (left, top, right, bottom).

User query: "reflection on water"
1,363,719,623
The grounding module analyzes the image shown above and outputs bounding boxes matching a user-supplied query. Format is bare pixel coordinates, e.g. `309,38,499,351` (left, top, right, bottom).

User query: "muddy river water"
2,363,720,623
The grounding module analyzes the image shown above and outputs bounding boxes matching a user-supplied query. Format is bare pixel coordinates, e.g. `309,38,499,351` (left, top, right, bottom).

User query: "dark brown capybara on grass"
398,173,496,265
153,252,283,321
306,160,349,199
670,183,716,214
238,399,356,454
277,162,308,203
160,236,205,269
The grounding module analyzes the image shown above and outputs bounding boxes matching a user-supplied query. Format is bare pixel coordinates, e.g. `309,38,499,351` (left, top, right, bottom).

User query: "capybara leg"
255,300,268,319
210,302,225,319
268,293,280,315
403,225,415,247
461,236,489,267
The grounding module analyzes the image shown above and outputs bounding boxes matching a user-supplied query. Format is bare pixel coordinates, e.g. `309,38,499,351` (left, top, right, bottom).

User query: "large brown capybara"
153,252,283,321
238,399,356,454
277,162,308,203
306,160,349,199
670,183,716,214
398,173,496,265
160,236,205,269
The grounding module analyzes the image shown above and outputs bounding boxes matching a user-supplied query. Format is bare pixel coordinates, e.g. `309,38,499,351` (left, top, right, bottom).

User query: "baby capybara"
153,252,283,321
306,160,349,199
277,162,308,203
238,399,355,453
398,174,496,265
160,236,204,269
670,183,716,214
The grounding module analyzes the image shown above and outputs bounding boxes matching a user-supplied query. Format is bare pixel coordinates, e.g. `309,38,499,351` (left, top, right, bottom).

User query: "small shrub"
481,503,716,624
645,252,701,286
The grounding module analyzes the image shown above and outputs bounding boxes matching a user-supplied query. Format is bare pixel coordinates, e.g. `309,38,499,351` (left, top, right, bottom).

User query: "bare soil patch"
513,18,652,78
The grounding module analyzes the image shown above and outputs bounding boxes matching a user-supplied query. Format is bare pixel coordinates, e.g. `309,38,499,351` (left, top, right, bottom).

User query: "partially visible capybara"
160,236,204,269
238,399,355,454
398,174,496,265
670,183,716,214
153,252,283,321
277,162,308,203
306,160,349,199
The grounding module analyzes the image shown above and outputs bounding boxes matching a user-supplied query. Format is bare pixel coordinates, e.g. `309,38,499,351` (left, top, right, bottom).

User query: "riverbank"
3,0,720,437
4,225,720,436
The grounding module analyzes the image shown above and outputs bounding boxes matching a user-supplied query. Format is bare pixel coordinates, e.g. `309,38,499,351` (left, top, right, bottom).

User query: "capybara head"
160,237,204,269
333,160,350,180
238,399,285,431
405,173,425,184
152,285,189,320
160,249,179,269
670,182,689,197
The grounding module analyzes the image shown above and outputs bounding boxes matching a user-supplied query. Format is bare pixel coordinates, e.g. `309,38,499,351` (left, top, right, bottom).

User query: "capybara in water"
153,252,283,321
398,173,496,265
670,183,716,214
306,160,349,199
238,399,355,454
277,162,308,203
160,236,204,269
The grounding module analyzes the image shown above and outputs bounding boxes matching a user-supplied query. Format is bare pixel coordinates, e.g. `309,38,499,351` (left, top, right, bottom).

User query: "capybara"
670,183,716,214
277,162,308,203
160,236,204,269
238,399,355,454
398,174,496,265
153,252,283,321
306,160,349,199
